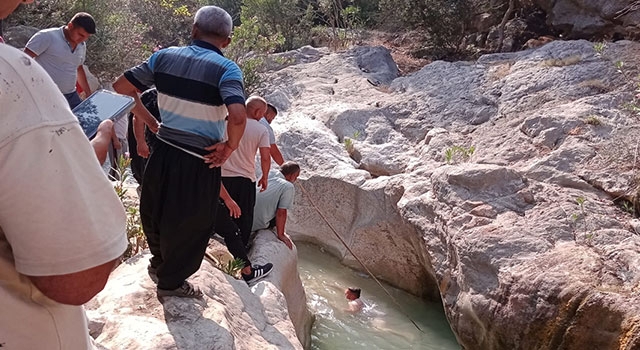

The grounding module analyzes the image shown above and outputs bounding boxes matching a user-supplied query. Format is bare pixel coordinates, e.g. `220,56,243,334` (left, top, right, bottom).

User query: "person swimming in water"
345,287,365,313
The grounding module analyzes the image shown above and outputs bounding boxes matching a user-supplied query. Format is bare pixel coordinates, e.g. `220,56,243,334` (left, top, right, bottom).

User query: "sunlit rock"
262,40,640,349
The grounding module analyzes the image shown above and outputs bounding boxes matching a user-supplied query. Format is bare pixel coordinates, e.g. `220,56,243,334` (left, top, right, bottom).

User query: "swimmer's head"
345,287,361,300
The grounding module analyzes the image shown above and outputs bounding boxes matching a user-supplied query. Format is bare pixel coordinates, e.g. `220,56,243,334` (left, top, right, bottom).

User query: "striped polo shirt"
124,40,245,152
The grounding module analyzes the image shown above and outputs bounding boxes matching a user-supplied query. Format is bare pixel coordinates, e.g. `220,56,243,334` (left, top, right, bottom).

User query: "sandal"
157,281,203,298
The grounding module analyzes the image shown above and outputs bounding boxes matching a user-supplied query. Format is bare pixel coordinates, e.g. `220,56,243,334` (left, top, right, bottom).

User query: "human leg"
154,144,220,292
221,177,256,246
214,197,273,283
90,119,114,165
139,146,165,273
214,201,251,268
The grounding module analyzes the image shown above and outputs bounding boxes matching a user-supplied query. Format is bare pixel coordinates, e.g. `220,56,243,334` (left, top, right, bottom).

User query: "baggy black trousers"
140,141,220,290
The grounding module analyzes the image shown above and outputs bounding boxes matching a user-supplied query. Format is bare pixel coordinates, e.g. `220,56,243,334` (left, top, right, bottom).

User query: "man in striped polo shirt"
113,6,246,298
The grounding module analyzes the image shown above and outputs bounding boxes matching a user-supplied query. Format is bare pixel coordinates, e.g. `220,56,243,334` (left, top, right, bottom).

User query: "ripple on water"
297,242,460,350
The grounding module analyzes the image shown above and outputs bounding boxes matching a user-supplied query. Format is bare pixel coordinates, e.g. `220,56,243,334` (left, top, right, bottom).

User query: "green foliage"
444,145,475,164
584,115,602,126
593,41,606,55
343,130,361,154
222,258,245,277
225,15,284,94
377,0,473,55
111,155,147,259
240,0,311,51
621,200,635,214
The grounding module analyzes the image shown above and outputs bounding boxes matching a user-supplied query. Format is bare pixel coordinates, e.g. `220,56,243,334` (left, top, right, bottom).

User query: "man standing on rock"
220,95,272,247
24,12,96,109
252,162,301,250
0,0,128,348
260,103,286,165
213,95,273,283
113,6,246,298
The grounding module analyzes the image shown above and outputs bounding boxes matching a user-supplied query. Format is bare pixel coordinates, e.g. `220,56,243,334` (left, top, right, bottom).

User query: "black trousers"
214,200,251,268
140,141,220,290
221,176,256,246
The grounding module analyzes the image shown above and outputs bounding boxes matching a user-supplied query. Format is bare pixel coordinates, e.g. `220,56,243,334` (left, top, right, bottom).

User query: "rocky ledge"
86,230,313,349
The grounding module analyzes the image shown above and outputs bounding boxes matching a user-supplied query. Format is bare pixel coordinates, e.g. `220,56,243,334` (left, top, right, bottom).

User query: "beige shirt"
221,118,270,182
0,43,127,349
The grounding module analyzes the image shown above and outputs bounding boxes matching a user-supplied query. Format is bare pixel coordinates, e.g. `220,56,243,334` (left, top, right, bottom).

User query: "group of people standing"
1,2,299,348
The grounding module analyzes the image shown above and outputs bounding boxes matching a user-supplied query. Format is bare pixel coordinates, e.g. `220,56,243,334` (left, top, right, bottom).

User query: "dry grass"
542,55,582,67
487,63,513,81
360,30,431,75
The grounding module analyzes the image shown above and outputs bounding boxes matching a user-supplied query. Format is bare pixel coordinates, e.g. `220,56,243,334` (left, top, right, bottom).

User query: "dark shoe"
147,265,158,283
157,281,203,298
242,263,273,284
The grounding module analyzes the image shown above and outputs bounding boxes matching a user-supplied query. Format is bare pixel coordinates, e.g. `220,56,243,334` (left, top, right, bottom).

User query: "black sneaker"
242,263,273,283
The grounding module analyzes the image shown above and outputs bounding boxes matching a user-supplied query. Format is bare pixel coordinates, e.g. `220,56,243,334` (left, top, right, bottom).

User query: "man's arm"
258,146,270,191
113,75,160,133
23,47,38,58
76,65,92,97
220,183,241,218
204,103,246,168
26,259,118,305
270,143,285,166
132,115,149,158
275,208,293,249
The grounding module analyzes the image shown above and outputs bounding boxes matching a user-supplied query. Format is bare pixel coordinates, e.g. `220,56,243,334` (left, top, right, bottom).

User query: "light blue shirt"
25,27,86,94
259,117,276,144
252,171,295,231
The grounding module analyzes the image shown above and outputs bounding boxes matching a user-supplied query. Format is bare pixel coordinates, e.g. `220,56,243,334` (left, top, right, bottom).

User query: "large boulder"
259,40,640,349
3,25,38,48
533,0,640,38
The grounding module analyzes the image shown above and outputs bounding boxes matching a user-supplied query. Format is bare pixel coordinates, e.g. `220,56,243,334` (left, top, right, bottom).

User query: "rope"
296,181,425,333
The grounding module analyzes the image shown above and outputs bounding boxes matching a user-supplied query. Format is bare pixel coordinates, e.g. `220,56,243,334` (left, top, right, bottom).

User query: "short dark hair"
280,161,300,177
70,12,96,34
348,287,361,298
267,103,278,116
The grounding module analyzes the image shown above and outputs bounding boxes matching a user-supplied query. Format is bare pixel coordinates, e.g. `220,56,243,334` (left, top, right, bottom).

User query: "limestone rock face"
261,41,640,349
533,0,640,38
86,231,311,350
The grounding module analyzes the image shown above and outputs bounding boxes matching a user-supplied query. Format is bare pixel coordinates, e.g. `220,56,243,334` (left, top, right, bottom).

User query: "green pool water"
297,242,461,350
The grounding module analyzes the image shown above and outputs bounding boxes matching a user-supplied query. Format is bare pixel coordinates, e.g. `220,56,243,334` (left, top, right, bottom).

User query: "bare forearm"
260,148,270,183
27,258,118,305
113,75,159,131
275,209,287,238
270,144,285,166
77,66,91,96
226,103,246,150
133,116,145,144
220,183,232,203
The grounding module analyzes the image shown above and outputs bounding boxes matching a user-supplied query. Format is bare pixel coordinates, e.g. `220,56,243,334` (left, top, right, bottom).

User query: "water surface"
297,242,460,350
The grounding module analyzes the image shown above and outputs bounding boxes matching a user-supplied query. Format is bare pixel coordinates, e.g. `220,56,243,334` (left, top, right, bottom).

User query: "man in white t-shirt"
218,96,271,248
0,2,127,348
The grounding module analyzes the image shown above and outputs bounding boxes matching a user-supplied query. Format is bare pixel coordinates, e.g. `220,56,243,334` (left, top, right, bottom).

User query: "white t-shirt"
0,43,127,349
222,118,270,182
